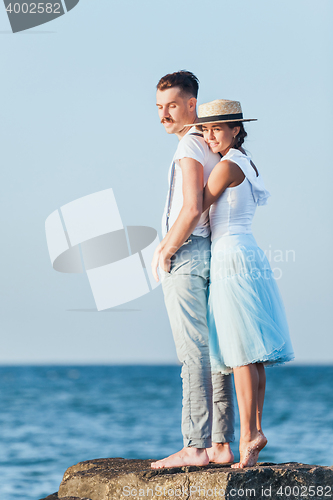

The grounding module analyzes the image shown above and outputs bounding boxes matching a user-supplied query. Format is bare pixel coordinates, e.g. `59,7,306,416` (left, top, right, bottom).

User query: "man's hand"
159,253,171,274
151,245,172,283
151,245,162,282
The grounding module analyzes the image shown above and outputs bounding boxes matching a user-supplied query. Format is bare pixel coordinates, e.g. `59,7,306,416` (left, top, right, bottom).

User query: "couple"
151,71,294,469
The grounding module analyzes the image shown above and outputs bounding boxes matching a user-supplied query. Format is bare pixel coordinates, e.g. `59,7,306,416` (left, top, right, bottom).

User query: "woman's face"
202,122,240,156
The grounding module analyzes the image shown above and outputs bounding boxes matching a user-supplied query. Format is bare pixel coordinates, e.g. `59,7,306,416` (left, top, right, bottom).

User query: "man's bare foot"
207,442,234,464
231,432,267,469
151,447,209,469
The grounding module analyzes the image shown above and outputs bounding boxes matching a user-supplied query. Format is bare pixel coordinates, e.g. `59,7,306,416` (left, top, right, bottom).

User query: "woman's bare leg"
231,364,267,468
256,363,266,432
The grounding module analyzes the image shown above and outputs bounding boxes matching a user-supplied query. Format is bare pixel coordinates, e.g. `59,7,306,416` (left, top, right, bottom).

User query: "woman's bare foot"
207,442,234,464
151,447,209,469
231,432,267,469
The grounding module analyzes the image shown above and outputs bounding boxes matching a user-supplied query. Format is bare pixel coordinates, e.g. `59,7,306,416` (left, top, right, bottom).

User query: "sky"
0,0,332,364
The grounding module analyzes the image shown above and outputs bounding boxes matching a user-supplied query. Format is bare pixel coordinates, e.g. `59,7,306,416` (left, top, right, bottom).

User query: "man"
151,71,234,468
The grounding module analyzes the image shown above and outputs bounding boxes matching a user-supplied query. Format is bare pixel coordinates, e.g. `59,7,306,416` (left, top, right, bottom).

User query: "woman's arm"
202,160,245,212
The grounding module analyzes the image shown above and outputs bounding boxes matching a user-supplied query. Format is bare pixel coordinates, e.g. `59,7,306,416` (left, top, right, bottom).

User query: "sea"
0,365,332,500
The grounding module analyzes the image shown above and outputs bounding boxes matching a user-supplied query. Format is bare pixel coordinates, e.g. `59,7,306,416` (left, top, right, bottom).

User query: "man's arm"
151,157,203,282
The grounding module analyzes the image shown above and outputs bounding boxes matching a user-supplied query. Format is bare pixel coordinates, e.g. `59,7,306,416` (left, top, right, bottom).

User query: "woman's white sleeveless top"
209,148,271,241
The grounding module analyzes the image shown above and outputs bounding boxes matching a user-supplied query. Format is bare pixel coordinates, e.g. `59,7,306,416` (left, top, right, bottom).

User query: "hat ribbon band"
196,112,243,123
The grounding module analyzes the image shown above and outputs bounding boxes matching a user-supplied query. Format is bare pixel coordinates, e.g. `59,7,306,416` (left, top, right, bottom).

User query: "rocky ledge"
40,458,333,500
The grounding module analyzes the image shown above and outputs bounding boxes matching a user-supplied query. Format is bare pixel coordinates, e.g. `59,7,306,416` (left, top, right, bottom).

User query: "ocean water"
0,365,332,500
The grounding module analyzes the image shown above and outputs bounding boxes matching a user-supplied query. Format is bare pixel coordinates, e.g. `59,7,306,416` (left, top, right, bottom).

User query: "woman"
193,99,294,468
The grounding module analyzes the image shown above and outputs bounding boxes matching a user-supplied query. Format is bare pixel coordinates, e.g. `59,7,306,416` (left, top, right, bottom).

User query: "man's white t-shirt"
161,126,220,238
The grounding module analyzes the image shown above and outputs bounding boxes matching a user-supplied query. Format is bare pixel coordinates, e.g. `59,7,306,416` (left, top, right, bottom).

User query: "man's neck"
175,116,198,141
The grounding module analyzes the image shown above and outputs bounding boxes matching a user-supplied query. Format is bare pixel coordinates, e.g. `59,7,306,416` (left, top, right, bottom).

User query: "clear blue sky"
1,0,332,364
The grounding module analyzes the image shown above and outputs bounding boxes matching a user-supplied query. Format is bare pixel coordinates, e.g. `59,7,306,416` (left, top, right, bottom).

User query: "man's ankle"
185,447,207,454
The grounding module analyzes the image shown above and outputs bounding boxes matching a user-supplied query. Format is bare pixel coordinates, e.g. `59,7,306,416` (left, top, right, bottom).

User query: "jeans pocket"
159,266,171,281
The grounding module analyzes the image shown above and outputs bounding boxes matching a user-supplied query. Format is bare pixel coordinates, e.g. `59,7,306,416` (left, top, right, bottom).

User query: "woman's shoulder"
221,149,271,206
218,148,249,174
221,148,259,176
220,148,248,162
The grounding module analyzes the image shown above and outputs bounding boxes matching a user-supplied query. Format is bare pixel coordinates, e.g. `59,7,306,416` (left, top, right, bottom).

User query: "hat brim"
186,118,257,127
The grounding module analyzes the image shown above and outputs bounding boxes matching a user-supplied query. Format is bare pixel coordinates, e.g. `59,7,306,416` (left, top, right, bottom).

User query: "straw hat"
186,99,257,126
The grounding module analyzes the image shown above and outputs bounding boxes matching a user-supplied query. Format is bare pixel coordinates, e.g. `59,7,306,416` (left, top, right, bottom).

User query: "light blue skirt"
208,234,294,374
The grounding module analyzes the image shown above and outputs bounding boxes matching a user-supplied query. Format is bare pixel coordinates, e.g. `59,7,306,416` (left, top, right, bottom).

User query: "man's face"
156,87,195,135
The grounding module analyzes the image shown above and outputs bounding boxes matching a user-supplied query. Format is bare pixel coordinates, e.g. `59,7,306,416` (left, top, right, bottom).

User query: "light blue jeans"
161,234,235,448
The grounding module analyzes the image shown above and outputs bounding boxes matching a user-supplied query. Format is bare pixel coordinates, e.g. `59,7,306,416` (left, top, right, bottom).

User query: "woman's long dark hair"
227,122,247,149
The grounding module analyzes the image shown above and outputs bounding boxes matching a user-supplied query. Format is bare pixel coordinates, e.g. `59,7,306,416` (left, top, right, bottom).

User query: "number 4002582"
5,3,61,14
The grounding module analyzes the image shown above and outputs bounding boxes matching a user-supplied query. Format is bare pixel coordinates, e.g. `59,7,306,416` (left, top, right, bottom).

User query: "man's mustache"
161,117,174,124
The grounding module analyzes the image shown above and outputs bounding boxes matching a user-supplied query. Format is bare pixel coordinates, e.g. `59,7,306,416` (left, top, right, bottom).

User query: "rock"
50,458,333,500
39,492,92,500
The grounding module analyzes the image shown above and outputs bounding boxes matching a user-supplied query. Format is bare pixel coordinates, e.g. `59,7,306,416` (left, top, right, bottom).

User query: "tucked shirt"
209,148,271,241
161,126,220,238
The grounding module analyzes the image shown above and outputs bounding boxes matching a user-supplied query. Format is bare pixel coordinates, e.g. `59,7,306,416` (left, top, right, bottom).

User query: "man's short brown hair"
156,70,199,98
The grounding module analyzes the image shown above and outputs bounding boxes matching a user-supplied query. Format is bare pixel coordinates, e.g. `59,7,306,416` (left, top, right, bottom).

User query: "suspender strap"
165,161,176,233
165,132,203,233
